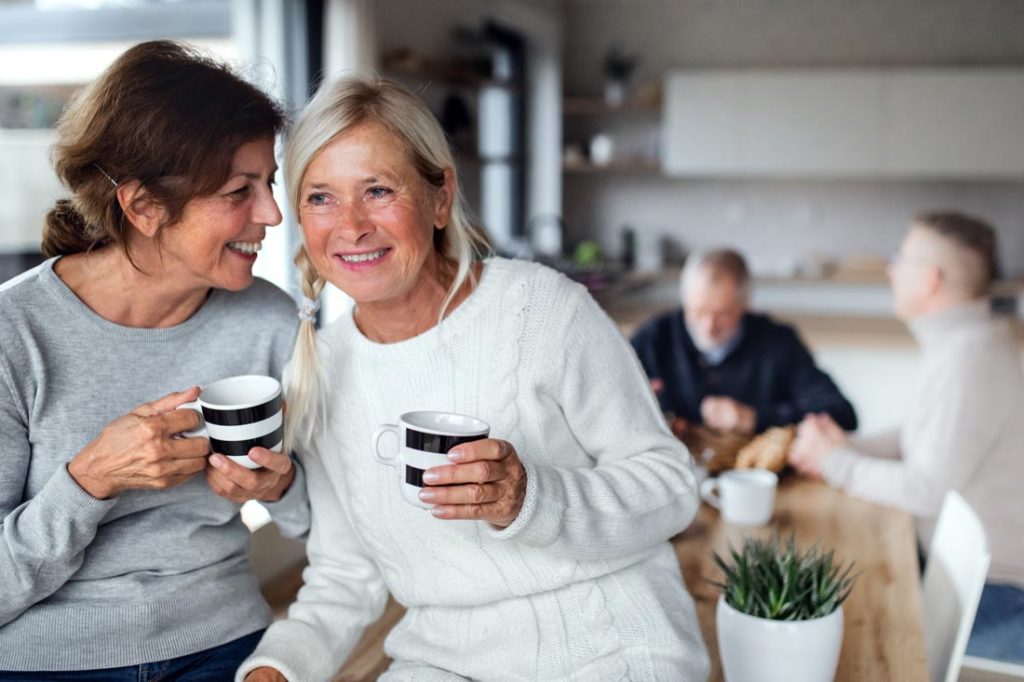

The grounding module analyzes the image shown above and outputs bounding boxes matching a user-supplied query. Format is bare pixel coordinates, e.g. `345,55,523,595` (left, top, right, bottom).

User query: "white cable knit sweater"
238,258,709,681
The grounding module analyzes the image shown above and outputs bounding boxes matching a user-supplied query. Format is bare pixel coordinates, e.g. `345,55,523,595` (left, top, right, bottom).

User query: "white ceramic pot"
716,596,844,682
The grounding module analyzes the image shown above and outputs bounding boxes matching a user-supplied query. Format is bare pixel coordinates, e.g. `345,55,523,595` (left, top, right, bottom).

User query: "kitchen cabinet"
884,70,1024,177
663,69,1024,179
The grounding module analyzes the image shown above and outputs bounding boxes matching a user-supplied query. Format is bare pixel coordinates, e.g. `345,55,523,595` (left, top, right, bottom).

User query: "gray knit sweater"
0,258,308,671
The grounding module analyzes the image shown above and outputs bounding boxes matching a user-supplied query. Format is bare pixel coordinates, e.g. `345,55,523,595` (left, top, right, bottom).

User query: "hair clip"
93,163,118,188
299,296,320,323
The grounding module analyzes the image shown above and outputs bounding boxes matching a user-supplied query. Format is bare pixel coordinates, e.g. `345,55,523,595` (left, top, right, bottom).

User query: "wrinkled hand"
420,439,527,528
68,387,209,500
244,667,287,682
206,447,295,504
700,396,757,435
788,413,848,479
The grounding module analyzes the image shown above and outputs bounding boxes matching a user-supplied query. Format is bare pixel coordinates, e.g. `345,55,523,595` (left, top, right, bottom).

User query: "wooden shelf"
563,96,661,115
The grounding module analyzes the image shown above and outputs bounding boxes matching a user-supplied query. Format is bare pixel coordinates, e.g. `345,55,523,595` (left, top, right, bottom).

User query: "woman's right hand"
67,387,210,500
245,667,287,682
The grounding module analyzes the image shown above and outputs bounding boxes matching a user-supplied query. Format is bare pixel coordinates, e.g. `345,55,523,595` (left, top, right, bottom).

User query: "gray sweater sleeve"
0,367,116,627
259,455,310,539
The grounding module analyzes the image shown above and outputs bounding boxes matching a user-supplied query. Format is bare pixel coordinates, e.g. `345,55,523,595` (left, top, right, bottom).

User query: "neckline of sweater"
40,256,225,342
908,299,1000,347
337,256,510,358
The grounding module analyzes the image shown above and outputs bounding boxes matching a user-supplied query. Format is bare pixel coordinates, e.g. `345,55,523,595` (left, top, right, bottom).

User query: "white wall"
562,0,1024,276
563,176,1024,277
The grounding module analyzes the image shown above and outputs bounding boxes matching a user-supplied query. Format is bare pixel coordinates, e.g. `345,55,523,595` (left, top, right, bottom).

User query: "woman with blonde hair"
240,76,708,681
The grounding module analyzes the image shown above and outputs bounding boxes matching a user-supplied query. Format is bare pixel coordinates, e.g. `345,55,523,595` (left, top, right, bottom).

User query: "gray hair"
285,75,490,448
680,248,751,300
913,211,999,298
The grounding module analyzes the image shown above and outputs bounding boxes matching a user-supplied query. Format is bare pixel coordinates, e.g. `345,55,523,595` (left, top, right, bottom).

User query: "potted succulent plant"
712,534,856,682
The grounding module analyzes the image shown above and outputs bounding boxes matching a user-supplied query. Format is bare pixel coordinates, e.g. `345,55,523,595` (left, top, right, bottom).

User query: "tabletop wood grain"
675,476,929,682
266,477,928,681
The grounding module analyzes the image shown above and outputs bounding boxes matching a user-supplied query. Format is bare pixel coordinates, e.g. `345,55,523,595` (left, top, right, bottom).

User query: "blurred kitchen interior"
2,0,1023,580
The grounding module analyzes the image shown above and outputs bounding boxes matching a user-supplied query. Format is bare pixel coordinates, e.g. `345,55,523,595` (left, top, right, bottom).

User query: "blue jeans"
0,629,264,681
966,582,1024,664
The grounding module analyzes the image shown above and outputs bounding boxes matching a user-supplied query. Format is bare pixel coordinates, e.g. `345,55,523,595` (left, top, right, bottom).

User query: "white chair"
960,655,1024,681
923,491,991,682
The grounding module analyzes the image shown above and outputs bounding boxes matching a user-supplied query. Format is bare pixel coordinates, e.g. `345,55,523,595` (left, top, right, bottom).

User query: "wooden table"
274,477,928,680
675,476,929,681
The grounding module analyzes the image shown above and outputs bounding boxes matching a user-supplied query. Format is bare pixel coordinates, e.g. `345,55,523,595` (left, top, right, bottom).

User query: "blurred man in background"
789,212,1024,664
630,248,857,435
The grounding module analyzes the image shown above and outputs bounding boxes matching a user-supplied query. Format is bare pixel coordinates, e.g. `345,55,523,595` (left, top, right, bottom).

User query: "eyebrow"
232,167,279,180
305,175,389,189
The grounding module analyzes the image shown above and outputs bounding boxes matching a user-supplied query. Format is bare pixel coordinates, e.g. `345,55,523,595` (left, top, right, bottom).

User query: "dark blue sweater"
630,309,858,432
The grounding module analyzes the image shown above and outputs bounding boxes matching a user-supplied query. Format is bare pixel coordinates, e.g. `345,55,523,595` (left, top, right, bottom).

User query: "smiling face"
297,121,453,306
152,137,282,292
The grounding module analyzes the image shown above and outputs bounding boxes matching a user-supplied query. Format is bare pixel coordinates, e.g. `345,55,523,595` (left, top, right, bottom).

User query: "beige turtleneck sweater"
823,300,1024,589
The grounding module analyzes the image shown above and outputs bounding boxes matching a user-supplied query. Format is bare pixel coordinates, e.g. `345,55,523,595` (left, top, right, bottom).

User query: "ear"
431,168,456,230
923,264,945,297
116,180,166,238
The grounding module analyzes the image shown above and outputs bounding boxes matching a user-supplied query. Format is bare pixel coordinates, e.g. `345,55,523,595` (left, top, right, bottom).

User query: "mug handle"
176,401,208,439
372,424,400,467
700,478,722,510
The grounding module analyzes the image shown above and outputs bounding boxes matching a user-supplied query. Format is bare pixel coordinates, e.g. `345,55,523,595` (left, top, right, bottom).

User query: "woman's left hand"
205,447,295,504
788,413,848,480
420,439,527,528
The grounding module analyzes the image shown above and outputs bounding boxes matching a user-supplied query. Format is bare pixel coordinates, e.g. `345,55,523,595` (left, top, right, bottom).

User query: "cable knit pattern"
238,258,709,681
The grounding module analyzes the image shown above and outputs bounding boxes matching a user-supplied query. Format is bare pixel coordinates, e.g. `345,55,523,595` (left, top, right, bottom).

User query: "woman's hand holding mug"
421,438,527,528
68,387,210,500
205,446,295,504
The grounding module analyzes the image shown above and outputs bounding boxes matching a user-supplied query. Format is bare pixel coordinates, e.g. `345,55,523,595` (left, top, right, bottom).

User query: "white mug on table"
700,469,778,526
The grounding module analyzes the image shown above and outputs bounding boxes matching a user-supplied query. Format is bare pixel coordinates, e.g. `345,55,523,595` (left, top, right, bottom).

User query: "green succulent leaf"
712,532,857,621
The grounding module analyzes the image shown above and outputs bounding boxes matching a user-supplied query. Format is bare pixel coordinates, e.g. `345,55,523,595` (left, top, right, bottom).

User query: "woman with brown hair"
0,41,308,679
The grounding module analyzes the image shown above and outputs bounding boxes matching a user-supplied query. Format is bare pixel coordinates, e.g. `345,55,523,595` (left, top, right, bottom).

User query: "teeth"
341,249,387,263
228,241,262,255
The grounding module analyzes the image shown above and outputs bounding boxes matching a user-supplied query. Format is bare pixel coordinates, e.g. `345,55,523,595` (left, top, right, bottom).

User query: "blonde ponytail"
285,245,327,451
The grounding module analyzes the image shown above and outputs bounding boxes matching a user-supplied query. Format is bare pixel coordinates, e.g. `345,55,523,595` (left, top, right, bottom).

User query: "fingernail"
422,471,439,484
448,449,463,461
209,454,224,469
249,450,263,462
431,507,448,518
419,490,436,503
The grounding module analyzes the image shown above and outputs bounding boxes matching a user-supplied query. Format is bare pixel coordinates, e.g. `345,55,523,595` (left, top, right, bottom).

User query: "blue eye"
368,186,391,199
306,192,329,206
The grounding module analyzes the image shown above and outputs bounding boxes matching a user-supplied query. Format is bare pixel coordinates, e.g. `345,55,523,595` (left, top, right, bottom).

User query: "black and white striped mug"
373,411,490,509
180,375,284,469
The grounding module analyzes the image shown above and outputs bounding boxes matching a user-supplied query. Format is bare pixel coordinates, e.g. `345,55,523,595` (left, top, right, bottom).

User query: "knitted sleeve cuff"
485,458,565,546
50,464,117,521
821,447,861,489
235,619,340,682
261,456,310,539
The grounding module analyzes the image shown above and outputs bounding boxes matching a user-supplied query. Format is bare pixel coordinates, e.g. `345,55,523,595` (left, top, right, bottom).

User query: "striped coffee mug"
180,375,283,469
373,411,490,509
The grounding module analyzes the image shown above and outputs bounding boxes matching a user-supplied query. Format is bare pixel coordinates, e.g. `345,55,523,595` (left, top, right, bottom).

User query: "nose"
254,185,283,227
332,198,374,243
